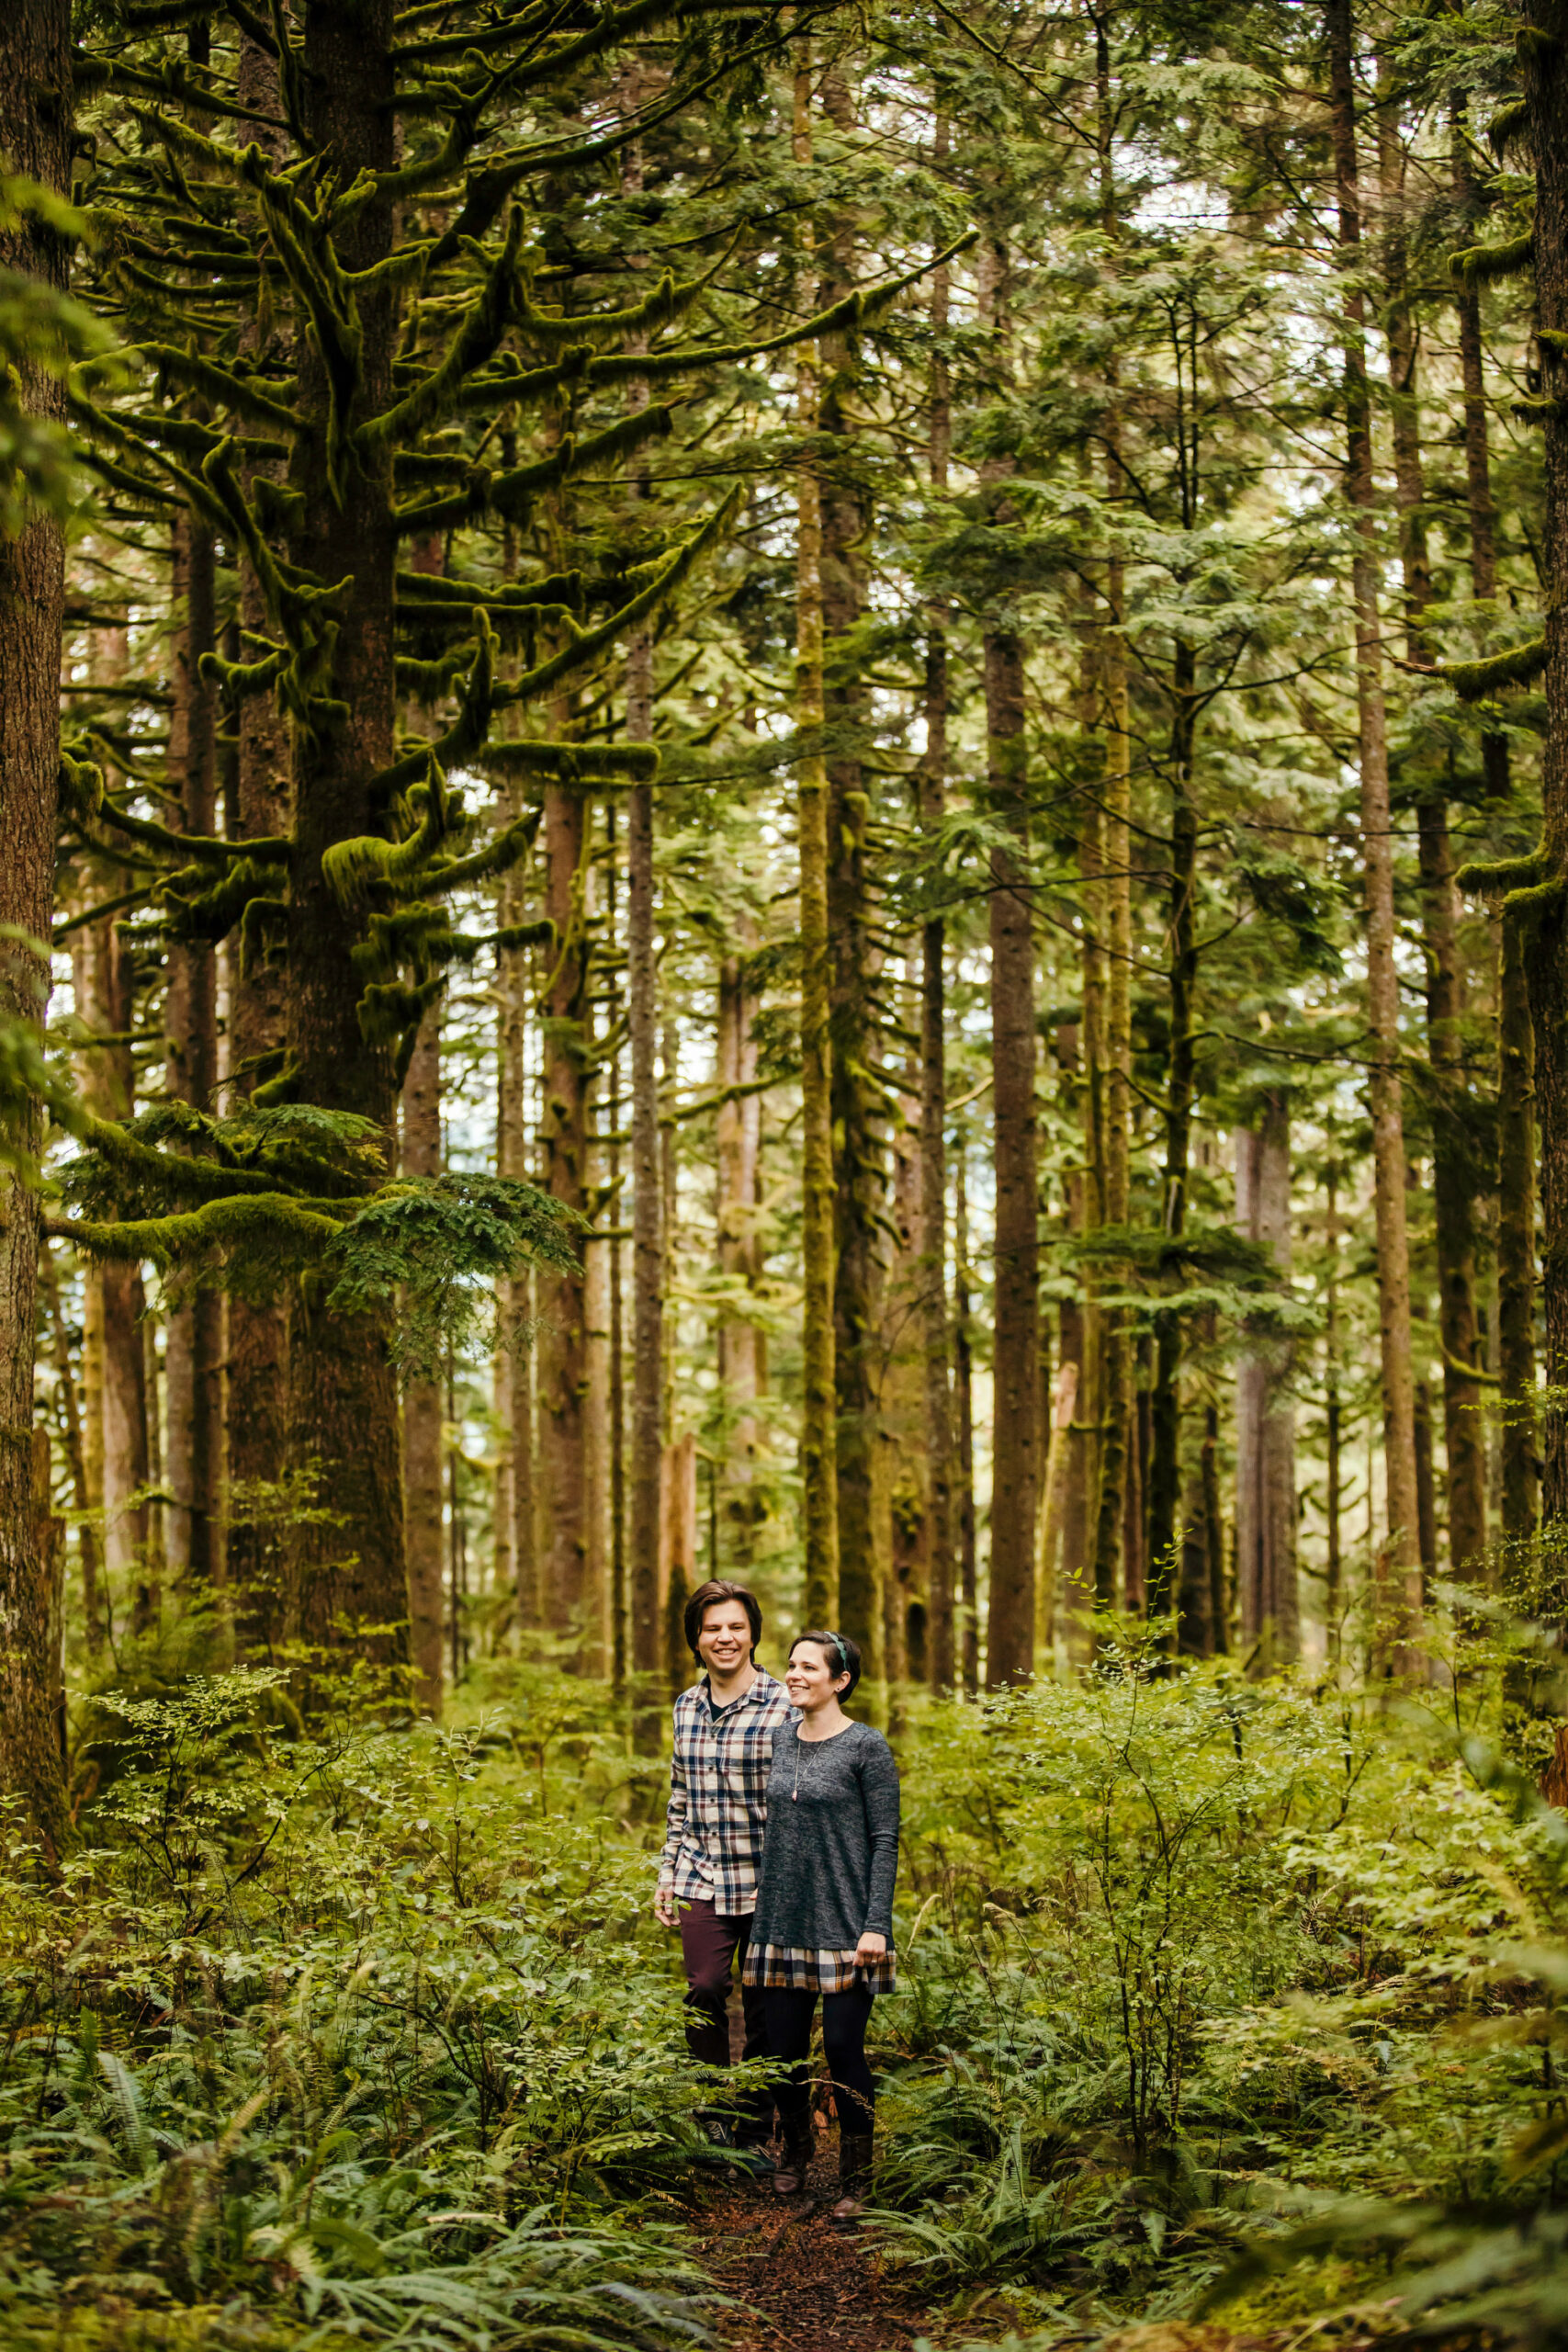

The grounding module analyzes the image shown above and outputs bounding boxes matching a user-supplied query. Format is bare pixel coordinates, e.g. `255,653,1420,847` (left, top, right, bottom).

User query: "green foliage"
862,1655,1568,2342
0,174,118,536
0,1669,717,2351
324,1174,587,1379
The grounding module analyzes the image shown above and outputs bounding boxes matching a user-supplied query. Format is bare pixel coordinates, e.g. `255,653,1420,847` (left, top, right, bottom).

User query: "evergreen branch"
72,1112,313,1205
573,231,980,389
1454,849,1551,895
420,803,543,898
395,564,584,613
493,486,744,711
356,205,526,456
478,741,660,780
98,797,290,867
395,403,676,535
322,757,454,905
59,1193,345,1266
512,265,708,354
1441,637,1548,699
1450,230,1535,286
200,644,287,700
369,617,496,799
95,56,288,133
133,343,304,434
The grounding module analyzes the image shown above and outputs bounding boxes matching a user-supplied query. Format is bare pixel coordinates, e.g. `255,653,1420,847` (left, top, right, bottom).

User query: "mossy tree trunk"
401,1008,445,1714
1380,79,1487,1583
284,0,407,1662
1147,640,1198,1625
164,512,223,1592
0,0,72,1858
920,214,956,1690
537,780,592,1643
795,53,838,1629
1326,0,1422,1657
627,632,663,1742
1235,1096,1298,1666
819,65,885,1676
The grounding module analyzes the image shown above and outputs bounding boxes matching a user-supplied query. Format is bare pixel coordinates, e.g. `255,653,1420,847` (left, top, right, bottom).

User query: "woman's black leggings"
762,1985,875,2133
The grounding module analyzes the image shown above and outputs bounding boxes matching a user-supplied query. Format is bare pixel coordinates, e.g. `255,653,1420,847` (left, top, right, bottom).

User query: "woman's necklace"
791,1721,836,1800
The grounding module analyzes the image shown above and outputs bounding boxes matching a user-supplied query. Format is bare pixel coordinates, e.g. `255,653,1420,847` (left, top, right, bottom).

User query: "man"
655,1577,795,2162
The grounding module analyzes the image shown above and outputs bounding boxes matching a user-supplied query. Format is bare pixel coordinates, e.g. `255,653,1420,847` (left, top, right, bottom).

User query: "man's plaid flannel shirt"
657,1667,795,1914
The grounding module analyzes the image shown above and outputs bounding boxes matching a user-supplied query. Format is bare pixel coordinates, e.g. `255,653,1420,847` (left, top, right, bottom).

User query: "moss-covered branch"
1440,636,1548,699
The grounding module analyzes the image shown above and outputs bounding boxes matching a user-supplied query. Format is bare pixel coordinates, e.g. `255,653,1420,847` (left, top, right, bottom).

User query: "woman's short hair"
790,1628,862,1700
683,1578,763,1661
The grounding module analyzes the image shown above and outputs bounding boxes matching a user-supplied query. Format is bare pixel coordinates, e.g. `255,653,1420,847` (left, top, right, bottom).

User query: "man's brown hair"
683,1579,763,1661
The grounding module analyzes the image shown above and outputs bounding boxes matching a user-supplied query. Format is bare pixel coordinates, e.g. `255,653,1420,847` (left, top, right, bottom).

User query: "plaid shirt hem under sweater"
657,1668,795,1913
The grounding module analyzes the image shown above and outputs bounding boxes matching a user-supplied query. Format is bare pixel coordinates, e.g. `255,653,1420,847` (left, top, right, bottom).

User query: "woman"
742,1629,899,2222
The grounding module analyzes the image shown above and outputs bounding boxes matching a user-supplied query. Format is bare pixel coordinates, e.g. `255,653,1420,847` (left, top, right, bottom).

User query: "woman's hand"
655,1888,679,1928
854,1931,886,1966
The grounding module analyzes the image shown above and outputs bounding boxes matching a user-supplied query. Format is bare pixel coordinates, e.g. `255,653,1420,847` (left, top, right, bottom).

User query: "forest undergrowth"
2,1622,1564,2352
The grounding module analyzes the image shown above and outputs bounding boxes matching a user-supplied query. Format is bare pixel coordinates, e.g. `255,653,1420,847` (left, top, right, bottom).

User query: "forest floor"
692,2133,931,2352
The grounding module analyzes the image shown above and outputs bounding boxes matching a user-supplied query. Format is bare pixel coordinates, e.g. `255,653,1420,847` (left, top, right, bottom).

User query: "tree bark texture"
537,782,592,1643
819,66,885,1676
984,621,1040,1686
164,510,223,1592
795,61,838,1627
1379,84,1488,1581
1326,0,1423,1652
627,677,664,1736
0,0,72,1857
921,164,957,1693
1235,1098,1298,1666
225,36,293,1656
401,1009,445,1714
285,0,407,1663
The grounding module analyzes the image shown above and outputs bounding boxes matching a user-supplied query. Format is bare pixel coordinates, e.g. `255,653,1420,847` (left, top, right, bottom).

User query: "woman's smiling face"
785,1641,848,1712
696,1600,752,1678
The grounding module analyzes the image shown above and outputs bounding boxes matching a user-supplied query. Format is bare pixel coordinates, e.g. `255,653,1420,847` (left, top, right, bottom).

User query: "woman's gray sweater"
750,1719,900,1949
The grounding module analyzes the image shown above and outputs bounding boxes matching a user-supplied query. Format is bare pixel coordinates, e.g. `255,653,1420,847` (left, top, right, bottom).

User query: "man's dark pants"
679,1899,773,2144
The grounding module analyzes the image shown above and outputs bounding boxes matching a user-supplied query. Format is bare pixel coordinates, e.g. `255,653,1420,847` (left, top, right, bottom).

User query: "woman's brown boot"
829,2132,874,2222
772,2122,814,2197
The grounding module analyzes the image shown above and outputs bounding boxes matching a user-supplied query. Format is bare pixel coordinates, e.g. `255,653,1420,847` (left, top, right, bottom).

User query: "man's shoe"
829,2132,874,2223
772,2124,814,2197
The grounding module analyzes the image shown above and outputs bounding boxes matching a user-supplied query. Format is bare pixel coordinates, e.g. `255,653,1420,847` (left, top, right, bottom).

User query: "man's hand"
854,1931,886,1966
655,1887,679,1928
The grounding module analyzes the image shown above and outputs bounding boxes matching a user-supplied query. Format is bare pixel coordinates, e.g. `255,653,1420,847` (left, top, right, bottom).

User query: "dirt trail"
694,2134,933,2352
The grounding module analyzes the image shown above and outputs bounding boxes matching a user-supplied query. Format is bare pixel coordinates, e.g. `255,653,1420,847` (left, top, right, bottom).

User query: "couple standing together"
654,1577,901,2221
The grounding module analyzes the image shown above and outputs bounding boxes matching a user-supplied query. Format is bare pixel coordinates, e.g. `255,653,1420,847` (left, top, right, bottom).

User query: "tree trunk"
1379,80,1487,1581
1326,0,1422,1656
537,779,592,1644
1091,543,1133,1611
41,1249,102,1662
607,818,626,1693
983,612,1040,1688
795,54,838,1627
716,934,762,1557
1452,107,1512,805
1498,907,1539,1545
817,66,885,1677
0,0,71,1858
75,916,156,1634
627,724,663,1734
954,1145,978,1693
921,163,957,1694
401,1008,445,1714
285,0,407,1665
164,509,224,1593
1149,644,1198,1623
1235,1097,1298,1666
225,28,292,1657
